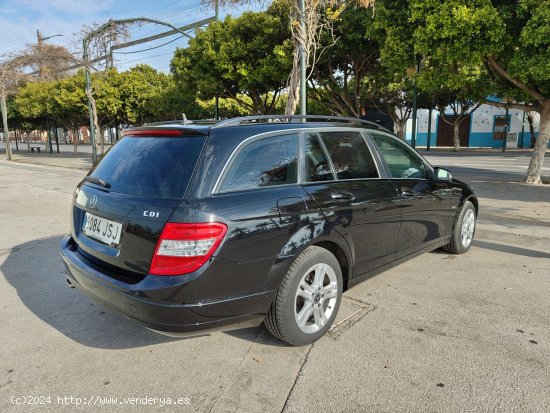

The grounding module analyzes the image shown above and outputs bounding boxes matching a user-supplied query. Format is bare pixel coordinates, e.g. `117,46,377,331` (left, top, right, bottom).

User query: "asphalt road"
422,149,550,183
0,153,549,412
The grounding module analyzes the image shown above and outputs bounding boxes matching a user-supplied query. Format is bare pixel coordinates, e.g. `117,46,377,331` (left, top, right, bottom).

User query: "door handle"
331,191,355,201
400,187,416,197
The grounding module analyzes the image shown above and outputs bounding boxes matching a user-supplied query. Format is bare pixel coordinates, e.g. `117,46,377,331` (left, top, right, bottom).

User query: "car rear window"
88,136,206,198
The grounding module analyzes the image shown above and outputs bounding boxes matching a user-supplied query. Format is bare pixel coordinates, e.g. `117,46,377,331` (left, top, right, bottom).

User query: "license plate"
83,212,122,246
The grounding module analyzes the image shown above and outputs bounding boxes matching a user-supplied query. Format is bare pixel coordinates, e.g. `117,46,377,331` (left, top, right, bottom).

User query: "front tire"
443,200,476,254
264,246,343,346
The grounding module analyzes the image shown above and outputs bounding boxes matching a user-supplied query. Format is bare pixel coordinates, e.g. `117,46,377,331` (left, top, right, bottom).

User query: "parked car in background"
60,115,478,346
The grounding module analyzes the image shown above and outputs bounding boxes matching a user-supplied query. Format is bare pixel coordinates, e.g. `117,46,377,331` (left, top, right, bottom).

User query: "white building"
404,103,542,148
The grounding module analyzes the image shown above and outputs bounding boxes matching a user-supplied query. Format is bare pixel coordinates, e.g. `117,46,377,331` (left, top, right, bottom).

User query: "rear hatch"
71,129,207,283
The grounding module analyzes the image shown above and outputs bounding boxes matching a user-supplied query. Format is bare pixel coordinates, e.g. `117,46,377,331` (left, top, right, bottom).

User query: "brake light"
122,129,183,137
149,223,228,276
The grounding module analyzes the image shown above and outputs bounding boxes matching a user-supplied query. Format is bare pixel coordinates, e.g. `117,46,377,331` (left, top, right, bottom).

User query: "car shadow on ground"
430,241,549,259
1,235,260,349
471,240,550,258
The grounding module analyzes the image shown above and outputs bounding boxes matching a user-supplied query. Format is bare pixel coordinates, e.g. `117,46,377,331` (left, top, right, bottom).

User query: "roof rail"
211,115,389,131
145,119,218,126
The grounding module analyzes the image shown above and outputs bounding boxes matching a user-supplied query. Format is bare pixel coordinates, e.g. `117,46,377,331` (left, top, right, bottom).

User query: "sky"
0,0,263,73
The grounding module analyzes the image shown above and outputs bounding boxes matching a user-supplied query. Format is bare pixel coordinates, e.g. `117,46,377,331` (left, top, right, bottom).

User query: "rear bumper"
60,234,273,333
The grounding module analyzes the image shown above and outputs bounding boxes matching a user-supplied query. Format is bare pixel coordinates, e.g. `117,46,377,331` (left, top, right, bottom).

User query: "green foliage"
171,8,292,114
91,69,122,127
310,5,378,116
54,72,88,127
198,96,250,118
411,0,504,99
362,0,417,121
12,64,208,130
493,0,550,98
15,81,57,120
375,0,415,77
116,65,170,124
150,83,208,121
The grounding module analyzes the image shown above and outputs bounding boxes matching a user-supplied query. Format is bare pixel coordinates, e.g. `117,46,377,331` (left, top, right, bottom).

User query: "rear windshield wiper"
83,176,112,189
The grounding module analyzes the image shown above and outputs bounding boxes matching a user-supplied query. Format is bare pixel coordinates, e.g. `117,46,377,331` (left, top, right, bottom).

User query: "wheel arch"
466,195,479,215
311,240,351,291
274,221,353,293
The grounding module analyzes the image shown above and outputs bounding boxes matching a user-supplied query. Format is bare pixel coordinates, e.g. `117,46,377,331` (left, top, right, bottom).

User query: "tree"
113,65,208,124
205,0,374,115
150,82,209,121
5,96,33,148
15,70,122,154
435,94,481,151
197,96,251,118
24,42,75,81
116,65,172,125
481,0,550,183
90,70,122,152
411,0,503,151
1,40,75,159
362,0,417,138
526,111,536,148
54,74,89,152
171,9,292,114
411,0,549,182
308,5,377,117
15,75,87,151
0,55,33,160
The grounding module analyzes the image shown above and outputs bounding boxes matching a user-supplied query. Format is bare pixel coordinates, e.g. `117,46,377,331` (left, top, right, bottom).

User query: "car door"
368,132,453,258
300,130,401,276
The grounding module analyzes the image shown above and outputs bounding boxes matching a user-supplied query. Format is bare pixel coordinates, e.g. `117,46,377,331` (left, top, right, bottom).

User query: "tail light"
150,222,228,276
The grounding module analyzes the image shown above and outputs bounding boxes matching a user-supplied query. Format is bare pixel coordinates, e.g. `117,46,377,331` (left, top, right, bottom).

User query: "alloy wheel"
294,263,338,334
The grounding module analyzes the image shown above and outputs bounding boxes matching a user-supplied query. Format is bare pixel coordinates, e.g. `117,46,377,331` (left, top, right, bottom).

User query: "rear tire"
264,246,343,346
443,200,476,254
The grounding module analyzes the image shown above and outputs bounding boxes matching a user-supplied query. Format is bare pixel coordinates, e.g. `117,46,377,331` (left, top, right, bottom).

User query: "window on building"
493,115,510,140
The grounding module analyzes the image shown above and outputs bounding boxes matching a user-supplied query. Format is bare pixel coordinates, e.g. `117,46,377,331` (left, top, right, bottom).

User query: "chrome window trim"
300,177,389,186
213,127,390,195
212,182,301,196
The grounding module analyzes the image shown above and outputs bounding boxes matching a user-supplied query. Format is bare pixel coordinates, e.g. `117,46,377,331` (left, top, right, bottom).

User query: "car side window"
303,133,335,182
318,131,379,179
219,134,299,192
370,133,428,179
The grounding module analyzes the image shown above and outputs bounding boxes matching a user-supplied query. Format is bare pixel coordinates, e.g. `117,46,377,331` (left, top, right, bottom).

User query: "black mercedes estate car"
60,115,478,346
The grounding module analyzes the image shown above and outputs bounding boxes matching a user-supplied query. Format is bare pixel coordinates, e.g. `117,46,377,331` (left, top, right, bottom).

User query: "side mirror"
434,167,452,183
